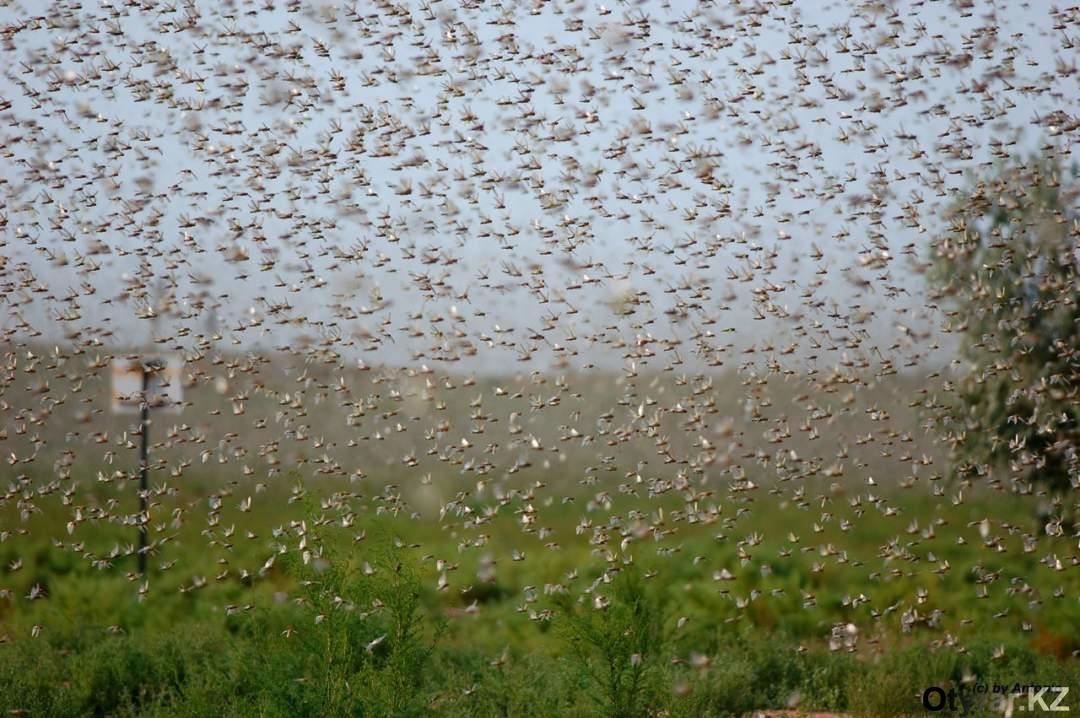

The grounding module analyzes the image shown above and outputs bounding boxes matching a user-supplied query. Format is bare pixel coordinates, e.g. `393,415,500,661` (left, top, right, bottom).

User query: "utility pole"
138,280,164,575
113,355,179,576
138,363,151,576
111,269,182,575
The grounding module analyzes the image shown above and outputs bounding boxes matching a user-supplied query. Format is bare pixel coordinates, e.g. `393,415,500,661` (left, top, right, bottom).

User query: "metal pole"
138,365,149,576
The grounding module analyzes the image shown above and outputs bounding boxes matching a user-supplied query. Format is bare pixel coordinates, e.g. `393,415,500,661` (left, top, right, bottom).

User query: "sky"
1,0,1076,374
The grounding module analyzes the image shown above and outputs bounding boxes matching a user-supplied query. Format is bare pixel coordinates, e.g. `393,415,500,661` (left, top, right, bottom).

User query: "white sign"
110,356,184,413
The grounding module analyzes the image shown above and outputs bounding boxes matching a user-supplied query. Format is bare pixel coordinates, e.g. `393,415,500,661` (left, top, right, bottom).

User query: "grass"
2,612,1074,717
0,464,1077,716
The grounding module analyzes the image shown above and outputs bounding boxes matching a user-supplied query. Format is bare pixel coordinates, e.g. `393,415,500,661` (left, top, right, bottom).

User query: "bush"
926,156,1080,525
553,564,666,718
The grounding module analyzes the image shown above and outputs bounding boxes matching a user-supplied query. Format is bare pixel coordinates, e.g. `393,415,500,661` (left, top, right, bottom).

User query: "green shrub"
553,565,665,718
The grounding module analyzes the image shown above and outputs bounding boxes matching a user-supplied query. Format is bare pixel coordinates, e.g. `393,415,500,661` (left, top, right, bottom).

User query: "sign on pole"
110,354,184,576
111,355,184,413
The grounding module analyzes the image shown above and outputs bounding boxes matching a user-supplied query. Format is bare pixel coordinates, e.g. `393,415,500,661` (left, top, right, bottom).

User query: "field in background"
5,342,939,491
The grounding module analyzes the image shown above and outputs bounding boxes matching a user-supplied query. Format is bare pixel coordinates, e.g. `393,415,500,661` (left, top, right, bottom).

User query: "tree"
926,156,1080,530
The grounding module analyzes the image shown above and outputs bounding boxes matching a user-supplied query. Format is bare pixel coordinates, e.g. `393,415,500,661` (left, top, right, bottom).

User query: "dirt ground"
751,712,852,718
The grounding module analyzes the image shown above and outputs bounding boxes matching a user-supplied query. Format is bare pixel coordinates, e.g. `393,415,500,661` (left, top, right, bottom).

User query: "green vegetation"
1,470,1076,717
926,157,1080,519
553,565,665,718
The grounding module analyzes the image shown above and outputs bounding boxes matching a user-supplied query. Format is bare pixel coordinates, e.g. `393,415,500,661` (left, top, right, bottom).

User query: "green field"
1,347,1076,717
1,464,1076,717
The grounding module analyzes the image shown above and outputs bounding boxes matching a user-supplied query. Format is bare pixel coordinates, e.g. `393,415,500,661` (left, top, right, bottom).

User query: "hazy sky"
1,0,1075,373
